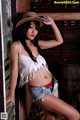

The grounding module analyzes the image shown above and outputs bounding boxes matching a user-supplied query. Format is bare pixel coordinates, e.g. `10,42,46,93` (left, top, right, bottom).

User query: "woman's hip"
28,79,58,102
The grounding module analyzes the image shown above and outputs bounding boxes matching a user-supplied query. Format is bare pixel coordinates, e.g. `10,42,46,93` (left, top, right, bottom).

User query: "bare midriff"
28,66,52,87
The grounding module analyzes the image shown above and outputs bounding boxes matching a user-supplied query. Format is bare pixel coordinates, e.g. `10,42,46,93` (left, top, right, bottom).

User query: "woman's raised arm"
38,16,63,49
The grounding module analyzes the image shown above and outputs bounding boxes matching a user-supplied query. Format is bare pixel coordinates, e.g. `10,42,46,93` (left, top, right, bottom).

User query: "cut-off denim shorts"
28,79,58,102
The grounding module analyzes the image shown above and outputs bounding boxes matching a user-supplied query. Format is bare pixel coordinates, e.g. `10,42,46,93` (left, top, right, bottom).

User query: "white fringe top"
18,42,51,87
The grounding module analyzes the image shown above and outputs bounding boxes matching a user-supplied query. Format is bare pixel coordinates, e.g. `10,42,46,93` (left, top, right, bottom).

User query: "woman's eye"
30,25,33,28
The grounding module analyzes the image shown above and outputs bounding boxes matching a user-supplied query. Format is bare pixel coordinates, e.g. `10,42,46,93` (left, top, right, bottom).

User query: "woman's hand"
42,16,54,25
6,91,15,106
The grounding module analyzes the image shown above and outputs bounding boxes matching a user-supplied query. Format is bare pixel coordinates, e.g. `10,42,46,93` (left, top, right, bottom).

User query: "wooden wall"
39,20,80,63
16,0,30,13
15,0,80,63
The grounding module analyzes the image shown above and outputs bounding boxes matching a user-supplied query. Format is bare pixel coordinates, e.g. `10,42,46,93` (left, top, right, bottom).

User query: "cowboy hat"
16,11,43,28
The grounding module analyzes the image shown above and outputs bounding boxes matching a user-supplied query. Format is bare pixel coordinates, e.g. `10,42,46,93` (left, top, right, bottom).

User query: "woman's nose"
32,27,36,33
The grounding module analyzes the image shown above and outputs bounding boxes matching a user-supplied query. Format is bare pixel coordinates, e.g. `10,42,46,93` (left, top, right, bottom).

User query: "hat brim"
16,17,43,28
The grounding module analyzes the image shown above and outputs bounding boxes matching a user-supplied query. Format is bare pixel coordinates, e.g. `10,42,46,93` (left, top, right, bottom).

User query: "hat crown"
23,12,38,18
16,11,43,28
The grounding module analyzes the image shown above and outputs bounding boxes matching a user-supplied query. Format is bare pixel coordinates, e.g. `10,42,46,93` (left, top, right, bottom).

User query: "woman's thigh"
38,93,79,119
25,84,32,116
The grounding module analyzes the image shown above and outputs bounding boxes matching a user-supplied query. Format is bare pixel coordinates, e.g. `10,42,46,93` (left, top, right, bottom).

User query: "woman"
6,11,80,120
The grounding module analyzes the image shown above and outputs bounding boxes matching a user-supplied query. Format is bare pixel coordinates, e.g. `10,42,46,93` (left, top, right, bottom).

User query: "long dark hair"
14,20,42,62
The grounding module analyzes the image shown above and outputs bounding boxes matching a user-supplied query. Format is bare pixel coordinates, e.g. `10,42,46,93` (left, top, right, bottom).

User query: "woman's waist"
28,74,52,87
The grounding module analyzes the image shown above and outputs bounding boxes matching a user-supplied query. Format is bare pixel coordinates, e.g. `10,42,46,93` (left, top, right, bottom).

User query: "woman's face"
26,21,38,40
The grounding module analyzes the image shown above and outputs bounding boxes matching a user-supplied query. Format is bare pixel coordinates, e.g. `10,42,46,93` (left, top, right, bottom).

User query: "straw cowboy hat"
16,11,43,28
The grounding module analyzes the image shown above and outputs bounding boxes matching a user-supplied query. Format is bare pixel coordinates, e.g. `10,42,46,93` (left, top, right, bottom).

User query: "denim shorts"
28,79,58,102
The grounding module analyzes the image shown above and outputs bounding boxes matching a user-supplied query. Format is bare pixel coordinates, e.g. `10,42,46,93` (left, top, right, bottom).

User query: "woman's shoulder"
10,41,19,47
10,41,20,52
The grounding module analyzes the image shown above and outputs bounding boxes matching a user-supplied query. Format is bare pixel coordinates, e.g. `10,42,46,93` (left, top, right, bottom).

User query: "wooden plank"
16,0,30,13
38,13,80,20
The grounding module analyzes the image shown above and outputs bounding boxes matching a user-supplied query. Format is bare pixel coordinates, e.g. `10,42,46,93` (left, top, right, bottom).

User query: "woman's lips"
31,35,35,37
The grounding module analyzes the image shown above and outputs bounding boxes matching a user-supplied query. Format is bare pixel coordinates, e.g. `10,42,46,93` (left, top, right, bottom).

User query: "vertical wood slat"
11,0,16,19
11,0,19,120
0,0,4,112
0,64,4,112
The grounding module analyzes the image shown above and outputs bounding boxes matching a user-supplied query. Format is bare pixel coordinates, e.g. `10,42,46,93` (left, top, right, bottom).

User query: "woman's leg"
45,89,59,120
25,84,32,117
38,93,80,120
19,86,27,120
20,101,26,120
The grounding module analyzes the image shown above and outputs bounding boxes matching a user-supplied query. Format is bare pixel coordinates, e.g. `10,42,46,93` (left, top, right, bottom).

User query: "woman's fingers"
42,16,54,25
6,94,14,107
